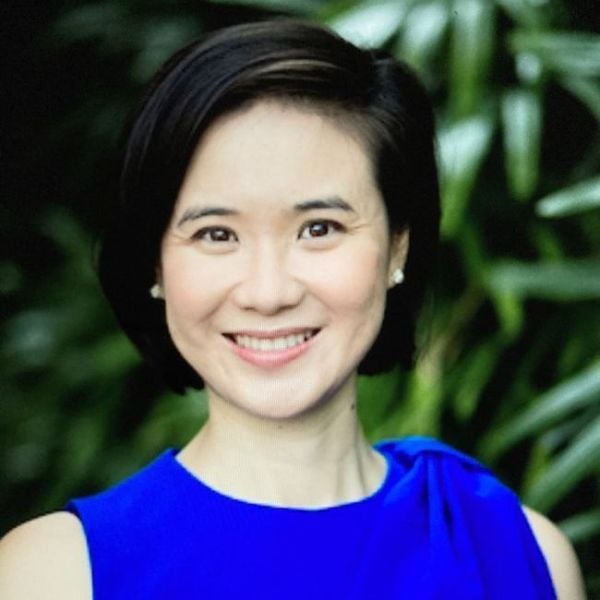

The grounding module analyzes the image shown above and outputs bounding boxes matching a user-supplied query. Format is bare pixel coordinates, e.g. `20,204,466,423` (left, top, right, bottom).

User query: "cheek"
311,241,386,312
161,252,220,323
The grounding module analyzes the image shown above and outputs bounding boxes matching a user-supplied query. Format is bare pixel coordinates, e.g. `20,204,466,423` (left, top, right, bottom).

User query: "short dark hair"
98,19,440,394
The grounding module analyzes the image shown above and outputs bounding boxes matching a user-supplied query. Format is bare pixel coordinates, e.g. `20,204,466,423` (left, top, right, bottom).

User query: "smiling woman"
0,18,584,600
160,100,399,420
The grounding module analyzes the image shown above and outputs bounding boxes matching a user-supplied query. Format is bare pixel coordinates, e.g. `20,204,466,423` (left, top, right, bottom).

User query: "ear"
387,228,410,287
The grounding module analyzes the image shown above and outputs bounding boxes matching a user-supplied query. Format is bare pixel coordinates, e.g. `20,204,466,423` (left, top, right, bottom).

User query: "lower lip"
223,331,320,369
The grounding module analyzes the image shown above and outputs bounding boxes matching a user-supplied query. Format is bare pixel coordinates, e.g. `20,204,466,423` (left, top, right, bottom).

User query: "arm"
523,506,586,600
0,512,91,600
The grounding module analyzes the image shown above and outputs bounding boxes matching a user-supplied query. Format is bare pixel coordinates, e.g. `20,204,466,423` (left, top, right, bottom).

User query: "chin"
203,373,339,422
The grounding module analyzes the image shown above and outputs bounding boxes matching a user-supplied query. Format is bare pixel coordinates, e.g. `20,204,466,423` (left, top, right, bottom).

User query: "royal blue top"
65,437,556,599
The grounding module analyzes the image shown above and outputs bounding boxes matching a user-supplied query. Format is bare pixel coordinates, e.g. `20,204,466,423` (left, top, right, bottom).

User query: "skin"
0,100,586,599
161,99,406,507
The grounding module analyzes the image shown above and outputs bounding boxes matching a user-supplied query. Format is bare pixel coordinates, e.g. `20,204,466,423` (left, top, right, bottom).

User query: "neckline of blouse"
164,442,396,514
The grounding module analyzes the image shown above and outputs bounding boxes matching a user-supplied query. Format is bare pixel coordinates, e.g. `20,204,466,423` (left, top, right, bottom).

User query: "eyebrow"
176,196,356,228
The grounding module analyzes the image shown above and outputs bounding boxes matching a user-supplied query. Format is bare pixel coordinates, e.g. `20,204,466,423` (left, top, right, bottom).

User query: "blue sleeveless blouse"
66,437,556,599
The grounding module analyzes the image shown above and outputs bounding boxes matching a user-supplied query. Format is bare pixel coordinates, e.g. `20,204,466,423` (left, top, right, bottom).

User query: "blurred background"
2,0,599,593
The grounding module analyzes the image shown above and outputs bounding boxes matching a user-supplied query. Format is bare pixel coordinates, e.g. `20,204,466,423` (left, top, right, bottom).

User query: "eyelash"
299,220,345,240
192,220,345,244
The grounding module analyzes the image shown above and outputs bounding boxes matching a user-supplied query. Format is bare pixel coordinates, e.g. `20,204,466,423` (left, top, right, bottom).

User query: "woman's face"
160,100,406,419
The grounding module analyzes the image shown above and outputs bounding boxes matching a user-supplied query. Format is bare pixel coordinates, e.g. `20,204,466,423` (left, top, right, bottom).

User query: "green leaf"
132,391,208,458
514,52,544,86
490,292,524,340
495,0,547,29
89,333,140,378
449,0,495,118
52,3,128,43
326,0,409,47
487,362,600,455
559,509,600,544
502,88,542,201
452,339,501,422
438,114,495,238
509,31,600,77
536,176,600,218
207,0,321,15
561,77,600,123
358,368,404,434
524,415,600,511
40,207,92,261
486,259,600,300
396,1,449,69
130,19,202,82
0,261,23,295
372,362,443,439
402,365,444,437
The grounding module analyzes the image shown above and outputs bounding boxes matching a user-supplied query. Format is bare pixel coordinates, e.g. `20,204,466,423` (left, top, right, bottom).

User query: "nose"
231,243,304,315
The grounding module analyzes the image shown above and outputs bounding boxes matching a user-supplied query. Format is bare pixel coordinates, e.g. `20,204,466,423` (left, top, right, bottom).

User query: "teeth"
233,331,315,351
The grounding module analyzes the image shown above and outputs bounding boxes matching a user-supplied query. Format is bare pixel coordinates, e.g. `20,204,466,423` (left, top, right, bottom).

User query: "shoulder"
523,506,586,600
0,511,92,600
376,436,493,475
381,437,587,597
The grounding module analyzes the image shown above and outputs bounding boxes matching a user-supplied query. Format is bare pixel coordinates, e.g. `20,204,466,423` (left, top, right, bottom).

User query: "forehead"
173,99,385,220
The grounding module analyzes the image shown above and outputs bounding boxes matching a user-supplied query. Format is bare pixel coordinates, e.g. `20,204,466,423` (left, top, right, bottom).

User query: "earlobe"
388,228,410,288
150,266,165,300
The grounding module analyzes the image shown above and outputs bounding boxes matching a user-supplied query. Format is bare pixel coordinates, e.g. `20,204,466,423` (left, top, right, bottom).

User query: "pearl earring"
391,268,404,286
150,283,164,299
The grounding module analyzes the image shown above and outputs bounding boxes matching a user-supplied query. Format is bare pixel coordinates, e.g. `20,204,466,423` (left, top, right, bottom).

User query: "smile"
231,330,317,351
222,329,321,368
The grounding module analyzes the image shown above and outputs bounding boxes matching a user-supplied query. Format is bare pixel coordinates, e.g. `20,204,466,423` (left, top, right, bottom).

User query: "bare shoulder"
0,511,92,600
523,506,587,600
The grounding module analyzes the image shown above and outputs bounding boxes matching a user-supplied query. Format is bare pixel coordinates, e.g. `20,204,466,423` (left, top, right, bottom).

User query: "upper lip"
224,327,320,339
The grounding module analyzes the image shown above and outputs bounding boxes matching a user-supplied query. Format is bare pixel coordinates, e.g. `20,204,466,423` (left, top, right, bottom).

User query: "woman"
0,19,585,599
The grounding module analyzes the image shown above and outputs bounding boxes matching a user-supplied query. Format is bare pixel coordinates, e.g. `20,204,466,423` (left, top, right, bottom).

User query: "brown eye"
299,220,344,240
194,227,236,243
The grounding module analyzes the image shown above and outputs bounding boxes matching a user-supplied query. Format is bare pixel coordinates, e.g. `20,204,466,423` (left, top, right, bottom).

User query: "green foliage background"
2,0,599,593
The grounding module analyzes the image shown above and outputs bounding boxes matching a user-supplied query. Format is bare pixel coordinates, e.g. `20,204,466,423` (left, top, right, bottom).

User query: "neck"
178,378,386,508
